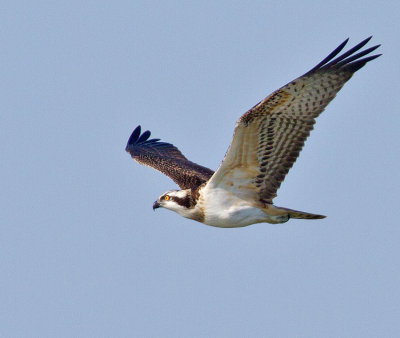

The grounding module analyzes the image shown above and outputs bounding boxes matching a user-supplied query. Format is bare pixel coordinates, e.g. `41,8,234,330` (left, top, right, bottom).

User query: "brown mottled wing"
207,37,381,204
126,126,214,190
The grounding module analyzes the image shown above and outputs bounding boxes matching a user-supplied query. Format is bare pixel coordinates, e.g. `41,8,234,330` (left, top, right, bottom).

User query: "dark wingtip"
126,125,142,151
308,38,349,73
137,130,151,143
345,53,382,72
125,125,160,153
307,36,381,75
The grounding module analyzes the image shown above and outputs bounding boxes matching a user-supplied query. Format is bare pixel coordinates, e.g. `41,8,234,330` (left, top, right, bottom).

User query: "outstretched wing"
126,126,214,190
207,37,381,204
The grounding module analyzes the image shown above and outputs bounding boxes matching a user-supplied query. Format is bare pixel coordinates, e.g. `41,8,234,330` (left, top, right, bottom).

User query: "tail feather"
277,206,326,220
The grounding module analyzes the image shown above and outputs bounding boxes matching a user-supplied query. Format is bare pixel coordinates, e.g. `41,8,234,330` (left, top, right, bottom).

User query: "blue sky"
1,1,399,337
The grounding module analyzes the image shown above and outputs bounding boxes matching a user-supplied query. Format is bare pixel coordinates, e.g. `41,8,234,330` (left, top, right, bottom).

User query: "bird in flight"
126,37,381,228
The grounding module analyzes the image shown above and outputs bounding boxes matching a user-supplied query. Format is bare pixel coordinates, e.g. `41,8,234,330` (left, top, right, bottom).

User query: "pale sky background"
1,1,399,337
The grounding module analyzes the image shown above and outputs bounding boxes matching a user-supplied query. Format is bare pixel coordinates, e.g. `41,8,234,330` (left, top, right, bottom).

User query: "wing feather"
207,38,381,203
126,126,214,190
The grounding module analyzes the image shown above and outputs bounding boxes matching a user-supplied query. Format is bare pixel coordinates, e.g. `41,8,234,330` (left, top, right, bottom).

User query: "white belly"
199,187,288,228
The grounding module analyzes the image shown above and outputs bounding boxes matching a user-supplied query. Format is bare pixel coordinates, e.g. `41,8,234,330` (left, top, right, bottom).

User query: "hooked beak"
153,201,160,211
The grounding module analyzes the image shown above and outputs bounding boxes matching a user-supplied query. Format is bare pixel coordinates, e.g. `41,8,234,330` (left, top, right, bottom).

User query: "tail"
276,206,326,220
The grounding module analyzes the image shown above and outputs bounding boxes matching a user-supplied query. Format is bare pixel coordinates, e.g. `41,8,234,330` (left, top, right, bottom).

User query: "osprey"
126,37,381,228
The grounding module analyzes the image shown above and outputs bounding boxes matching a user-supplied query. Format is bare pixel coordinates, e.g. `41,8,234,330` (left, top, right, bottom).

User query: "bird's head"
153,189,194,217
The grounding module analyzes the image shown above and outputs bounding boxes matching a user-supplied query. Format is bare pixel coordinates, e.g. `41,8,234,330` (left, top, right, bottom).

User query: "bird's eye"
164,195,170,201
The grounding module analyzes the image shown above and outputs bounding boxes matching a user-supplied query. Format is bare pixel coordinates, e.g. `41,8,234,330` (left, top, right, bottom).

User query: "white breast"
198,185,287,228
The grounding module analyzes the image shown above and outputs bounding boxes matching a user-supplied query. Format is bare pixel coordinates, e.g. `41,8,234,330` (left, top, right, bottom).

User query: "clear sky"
1,1,399,337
